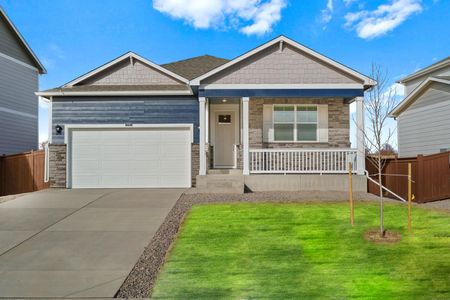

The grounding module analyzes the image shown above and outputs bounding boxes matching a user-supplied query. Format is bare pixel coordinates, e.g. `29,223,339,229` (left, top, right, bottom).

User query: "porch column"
355,96,365,175
199,97,207,175
242,97,250,175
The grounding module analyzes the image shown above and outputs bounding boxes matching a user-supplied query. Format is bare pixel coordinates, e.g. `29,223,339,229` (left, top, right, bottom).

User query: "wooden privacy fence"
367,151,450,203
0,150,49,196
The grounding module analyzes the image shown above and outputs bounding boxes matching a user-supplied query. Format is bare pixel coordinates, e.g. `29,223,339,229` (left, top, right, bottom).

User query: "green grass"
152,202,450,299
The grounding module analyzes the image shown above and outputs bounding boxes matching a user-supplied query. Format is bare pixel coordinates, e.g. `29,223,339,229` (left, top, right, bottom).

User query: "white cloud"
389,82,405,98
343,0,357,6
344,0,423,39
321,0,334,25
152,0,286,35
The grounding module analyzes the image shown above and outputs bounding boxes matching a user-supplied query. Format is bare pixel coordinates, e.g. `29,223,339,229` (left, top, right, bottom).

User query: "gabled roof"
63,51,189,87
0,6,46,74
390,76,450,117
397,56,450,84
190,35,376,88
162,55,229,80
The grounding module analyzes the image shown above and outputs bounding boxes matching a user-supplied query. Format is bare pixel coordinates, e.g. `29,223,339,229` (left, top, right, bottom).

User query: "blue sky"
0,0,449,145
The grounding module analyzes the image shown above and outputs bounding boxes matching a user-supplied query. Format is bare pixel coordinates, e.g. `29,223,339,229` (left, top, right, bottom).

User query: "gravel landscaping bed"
116,190,391,298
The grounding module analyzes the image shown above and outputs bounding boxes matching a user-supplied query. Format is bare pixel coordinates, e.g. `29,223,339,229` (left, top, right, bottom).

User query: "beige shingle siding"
204,44,362,85
79,59,183,86
398,82,450,158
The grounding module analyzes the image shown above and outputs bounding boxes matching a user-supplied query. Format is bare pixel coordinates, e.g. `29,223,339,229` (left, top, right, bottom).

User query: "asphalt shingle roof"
162,55,229,80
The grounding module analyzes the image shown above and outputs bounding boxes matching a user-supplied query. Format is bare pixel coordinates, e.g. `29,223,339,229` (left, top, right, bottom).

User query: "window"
273,105,317,142
218,114,231,124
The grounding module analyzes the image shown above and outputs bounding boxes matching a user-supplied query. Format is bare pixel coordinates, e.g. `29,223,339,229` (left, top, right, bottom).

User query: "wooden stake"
349,162,354,226
408,162,412,231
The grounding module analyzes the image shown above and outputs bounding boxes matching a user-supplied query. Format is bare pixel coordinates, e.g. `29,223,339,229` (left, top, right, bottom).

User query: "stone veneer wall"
49,144,67,188
249,98,350,148
191,143,199,187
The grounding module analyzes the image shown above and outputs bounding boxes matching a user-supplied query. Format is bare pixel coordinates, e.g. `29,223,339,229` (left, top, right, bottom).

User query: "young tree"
360,64,398,236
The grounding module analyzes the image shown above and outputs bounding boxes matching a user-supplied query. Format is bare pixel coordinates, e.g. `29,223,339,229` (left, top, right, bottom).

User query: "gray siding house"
0,7,46,155
38,36,374,190
391,57,450,158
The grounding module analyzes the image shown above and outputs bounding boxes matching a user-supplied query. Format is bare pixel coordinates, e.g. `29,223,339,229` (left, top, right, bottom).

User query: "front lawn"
152,202,450,299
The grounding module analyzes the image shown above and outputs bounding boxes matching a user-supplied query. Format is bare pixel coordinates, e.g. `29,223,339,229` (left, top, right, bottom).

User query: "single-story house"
38,36,375,190
0,6,46,155
391,56,450,158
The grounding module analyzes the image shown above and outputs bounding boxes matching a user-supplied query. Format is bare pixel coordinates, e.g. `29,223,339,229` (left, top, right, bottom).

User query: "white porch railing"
249,148,357,174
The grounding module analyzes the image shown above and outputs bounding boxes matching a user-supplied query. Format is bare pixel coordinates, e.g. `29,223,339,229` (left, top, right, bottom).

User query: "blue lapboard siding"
52,96,199,144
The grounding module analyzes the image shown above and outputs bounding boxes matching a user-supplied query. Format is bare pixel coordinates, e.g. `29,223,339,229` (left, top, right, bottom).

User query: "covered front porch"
198,94,366,177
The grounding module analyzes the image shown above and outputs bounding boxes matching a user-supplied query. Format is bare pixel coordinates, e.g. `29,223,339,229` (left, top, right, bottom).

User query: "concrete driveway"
0,188,183,298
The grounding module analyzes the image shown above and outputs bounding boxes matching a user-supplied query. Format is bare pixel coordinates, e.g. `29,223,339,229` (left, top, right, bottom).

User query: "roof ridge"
162,54,229,66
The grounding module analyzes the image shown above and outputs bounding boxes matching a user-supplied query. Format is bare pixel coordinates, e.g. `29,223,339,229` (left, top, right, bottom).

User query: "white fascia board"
200,83,364,89
389,76,450,117
64,123,194,144
36,90,193,98
63,52,189,87
191,36,376,86
0,7,46,73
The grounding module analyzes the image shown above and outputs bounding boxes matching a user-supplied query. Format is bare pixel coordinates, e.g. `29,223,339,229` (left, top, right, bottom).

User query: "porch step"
195,174,244,194
207,169,242,175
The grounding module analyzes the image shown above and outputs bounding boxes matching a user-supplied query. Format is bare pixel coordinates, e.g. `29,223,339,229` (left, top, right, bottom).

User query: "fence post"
408,162,412,231
31,150,36,192
349,162,354,226
0,155,3,196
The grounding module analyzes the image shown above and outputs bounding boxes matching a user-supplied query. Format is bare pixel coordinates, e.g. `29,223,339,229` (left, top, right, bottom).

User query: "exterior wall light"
55,125,63,134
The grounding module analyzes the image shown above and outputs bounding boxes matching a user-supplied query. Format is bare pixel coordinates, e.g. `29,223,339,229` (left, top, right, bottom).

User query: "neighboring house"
391,57,450,158
0,7,46,155
38,36,375,189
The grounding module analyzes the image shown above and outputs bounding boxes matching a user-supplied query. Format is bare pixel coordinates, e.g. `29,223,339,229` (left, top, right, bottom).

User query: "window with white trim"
273,105,317,142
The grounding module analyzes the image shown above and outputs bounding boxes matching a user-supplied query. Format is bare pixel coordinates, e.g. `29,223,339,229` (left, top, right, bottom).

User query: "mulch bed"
364,229,402,244
115,191,389,298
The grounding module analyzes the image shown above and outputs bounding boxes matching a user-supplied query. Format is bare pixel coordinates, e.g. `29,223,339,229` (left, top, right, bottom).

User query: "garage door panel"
132,145,160,156
129,161,160,175
160,176,189,187
100,175,131,186
70,127,191,188
72,160,101,173
130,176,160,187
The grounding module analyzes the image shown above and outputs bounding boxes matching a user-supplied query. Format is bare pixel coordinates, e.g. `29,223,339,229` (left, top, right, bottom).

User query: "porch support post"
242,97,250,175
199,97,207,175
355,96,365,175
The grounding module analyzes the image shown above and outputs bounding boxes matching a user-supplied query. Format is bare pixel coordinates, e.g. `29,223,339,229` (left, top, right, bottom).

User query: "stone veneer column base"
49,144,67,188
191,143,199,187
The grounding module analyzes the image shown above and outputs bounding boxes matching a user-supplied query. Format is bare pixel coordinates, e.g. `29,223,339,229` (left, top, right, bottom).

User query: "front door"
214,111,237,168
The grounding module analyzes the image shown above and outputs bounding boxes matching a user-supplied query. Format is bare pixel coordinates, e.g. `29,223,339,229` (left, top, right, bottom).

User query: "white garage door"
69,127,191,188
